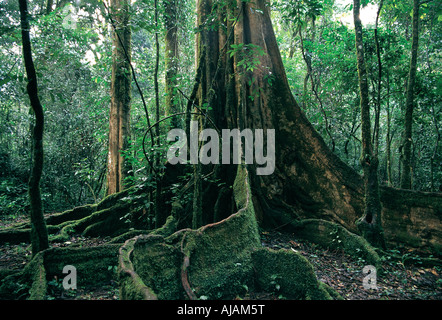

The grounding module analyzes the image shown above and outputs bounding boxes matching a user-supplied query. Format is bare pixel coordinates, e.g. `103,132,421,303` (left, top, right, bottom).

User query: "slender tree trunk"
164,0,179,128
154,0,160,139
386,70,392,186
19,0,49,256
401,0,420,190
153,0,165,228
430,104,440,192
107,0,132,195
373,0,383,156
353,0,385,249
46,0,53,14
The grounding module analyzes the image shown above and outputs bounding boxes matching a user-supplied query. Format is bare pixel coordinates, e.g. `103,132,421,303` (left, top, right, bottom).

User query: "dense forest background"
0,0,440,221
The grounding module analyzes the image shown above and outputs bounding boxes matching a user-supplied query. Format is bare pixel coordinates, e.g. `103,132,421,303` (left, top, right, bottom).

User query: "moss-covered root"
0,204,98,245
28,255,46,299
181,165,261,299
0,244,121,300
49,201,143,243
252,248,337,300
0,251,47,300
0,184,150,245
116,166,341,300
118,236,159,300
290,219,381,269
117,165,262,300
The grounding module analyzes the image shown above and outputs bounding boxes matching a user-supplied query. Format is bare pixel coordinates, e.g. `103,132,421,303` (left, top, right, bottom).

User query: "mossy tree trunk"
353,0,385,249
107,0,132,195
19,0,49,256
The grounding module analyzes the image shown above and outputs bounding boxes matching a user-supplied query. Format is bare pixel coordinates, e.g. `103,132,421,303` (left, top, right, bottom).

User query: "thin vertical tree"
400,0,420,190
107,0,132,195
373,0,384,156
153,0,164,228
164,0,179,128
353,0,385,249
19,0,49,255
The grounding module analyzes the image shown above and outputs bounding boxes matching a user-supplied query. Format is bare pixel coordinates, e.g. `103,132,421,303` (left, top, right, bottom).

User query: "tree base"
118,167,336,300
1,168,440,300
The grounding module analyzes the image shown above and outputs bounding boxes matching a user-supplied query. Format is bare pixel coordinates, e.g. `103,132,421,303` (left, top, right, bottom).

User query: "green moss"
119,216,184,299
110,215,178,244
252,247,333,300
182,165,261,299
116,166,339,300
43,244,120,287
4,252,48,300
0,244,121,300
45,204,97,226
319,281,343,300
131,235,183,299
110,229,151,244
150,215,178,237
119,270,154,300
290,219,381,269
118,236,158,300
48,202,141,242
118,165,263,300
185,211,260,299
26,253,46,300
96,184,148,212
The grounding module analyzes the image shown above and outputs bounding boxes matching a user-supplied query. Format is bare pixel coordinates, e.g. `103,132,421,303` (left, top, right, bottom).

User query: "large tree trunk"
191,0,365,232
400,0,420,190
107,0,132,195
19,0,49,256
3,0,441,301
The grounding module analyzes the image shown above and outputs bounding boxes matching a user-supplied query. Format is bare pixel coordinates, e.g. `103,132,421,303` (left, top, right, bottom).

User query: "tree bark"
386,70,392,186
353,0,385,248
46,0,53,14
189,0,366,233
164,0,179,129
401,0,420,190
153,0,165,228
19,0,49,256
373,0,384,156
107,0,132,195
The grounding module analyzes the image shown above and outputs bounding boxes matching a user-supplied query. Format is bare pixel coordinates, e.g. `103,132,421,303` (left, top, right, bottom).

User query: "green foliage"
228,43,266,73
0,0,440,226
273,0,441,191
0,0,196,218
0,178,28,219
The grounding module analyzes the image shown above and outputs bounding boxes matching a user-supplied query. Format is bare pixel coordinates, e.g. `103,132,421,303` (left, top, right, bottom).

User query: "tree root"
0,244,120,299
0,185,150,245
1,167,440,300
288,218,382,269
117,165,338,300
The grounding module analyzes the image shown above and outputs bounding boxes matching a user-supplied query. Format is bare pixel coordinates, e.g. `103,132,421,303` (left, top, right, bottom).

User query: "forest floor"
0,217,441,300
